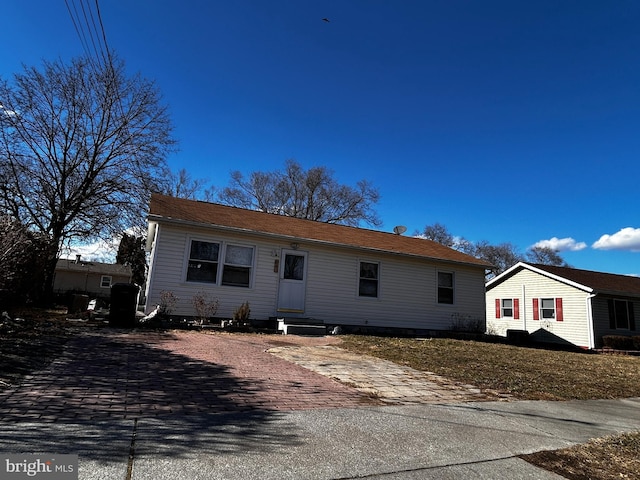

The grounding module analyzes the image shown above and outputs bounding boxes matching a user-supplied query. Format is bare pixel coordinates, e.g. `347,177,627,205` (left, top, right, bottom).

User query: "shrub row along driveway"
0,329,498,423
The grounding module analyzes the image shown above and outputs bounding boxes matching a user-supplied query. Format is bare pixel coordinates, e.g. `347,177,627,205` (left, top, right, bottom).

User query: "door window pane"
284,254,305,280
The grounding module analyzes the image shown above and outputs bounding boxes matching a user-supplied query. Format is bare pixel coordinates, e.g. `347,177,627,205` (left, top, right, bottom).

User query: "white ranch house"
486,262,639,349
144,194,490,333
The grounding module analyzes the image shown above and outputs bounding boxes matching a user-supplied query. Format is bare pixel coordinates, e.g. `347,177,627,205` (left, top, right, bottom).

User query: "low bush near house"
602,335,637,351
232,301,250,323
159,290,179,316
192,291,219,325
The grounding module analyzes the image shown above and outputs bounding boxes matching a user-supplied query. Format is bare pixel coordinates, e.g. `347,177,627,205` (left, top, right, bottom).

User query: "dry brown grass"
339,336,640,400
521,432,640,479
339,335,640,479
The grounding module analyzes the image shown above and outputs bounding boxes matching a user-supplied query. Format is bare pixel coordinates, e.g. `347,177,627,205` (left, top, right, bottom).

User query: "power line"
64,0,111,69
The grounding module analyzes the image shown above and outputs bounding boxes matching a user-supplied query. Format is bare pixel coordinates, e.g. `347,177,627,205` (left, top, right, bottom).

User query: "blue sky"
3,1,640,275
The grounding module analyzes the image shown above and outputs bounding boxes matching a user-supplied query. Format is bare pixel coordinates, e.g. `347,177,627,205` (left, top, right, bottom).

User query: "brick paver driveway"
0,328,503,424
0,329,373,423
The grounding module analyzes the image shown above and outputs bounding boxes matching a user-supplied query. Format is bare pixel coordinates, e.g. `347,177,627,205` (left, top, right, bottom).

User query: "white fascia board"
487,261,593,293
148,215,488,269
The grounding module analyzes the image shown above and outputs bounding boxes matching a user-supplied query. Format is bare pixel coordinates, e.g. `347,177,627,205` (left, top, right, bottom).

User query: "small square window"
100,276,112,288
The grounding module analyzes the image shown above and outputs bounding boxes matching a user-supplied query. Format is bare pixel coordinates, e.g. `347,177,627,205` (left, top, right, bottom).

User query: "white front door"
277,250,308,314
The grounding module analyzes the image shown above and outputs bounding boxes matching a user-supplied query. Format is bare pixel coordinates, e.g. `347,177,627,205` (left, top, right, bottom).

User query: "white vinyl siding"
302,247,485,330
486,268,592,348
145,223,487,329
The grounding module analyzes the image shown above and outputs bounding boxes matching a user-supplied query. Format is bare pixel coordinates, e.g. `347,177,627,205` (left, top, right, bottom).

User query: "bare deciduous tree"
417,223,568,279
163,168,216,201
0,55,176,302
416,222,456,247
0,216,49,305
526,246,569,267
219,159,382,227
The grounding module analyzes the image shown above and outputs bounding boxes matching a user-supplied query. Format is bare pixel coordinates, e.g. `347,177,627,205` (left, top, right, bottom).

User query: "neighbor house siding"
486,269,592,348
591,296,639,348
53,265,131,297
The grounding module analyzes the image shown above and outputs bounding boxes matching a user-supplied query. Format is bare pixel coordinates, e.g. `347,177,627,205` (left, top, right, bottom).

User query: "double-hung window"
221,245,253,287
100,275,112,288
608,299,636,330
437,271,454,304
495,298,520,319
186,240,253,287
501,299,513,317
359,261,379,298
533,298,563,321
187,240,220,283
540,298,556,319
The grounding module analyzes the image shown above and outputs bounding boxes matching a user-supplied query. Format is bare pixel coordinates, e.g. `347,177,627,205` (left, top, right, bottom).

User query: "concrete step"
276,317,326,336
282,324,327,336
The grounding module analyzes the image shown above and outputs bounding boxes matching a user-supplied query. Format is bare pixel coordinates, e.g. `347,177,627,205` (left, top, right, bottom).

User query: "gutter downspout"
522,284,527,331
586,294,597,349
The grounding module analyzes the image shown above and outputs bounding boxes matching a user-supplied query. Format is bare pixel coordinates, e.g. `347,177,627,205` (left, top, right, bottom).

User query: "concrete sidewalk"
1,398,639,479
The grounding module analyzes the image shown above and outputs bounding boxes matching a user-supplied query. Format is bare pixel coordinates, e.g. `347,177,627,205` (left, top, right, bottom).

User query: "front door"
277,250,308,314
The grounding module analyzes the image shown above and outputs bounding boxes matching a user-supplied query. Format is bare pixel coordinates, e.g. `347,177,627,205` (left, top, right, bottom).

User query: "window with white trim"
187,240,220,283
221,244,253,287
359,261,379,298
540,298,555,319
501,299,513,317
100,275,112,288
437,271,454,304
186,240,254,287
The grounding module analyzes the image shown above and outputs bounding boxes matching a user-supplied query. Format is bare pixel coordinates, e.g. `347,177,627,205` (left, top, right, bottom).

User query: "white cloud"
593,227,640,252
60,238,119,263
0,104,17,116
532,237,587,252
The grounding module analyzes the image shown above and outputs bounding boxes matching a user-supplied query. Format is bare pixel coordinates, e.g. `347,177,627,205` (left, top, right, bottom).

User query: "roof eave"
148,214,490,269
486,262,594,293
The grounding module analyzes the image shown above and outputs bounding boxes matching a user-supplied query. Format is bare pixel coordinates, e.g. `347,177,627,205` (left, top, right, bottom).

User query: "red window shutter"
533,298,540,320
556,298,563,321
514,298,520,320
495,299,501,318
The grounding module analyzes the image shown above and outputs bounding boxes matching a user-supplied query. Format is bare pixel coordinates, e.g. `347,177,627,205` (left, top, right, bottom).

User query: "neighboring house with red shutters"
486,262,639,349
144,194,491,333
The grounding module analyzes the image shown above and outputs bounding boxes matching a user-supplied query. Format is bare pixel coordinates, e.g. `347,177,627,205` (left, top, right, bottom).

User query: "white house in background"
144,194,491,332
486,262,639,349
